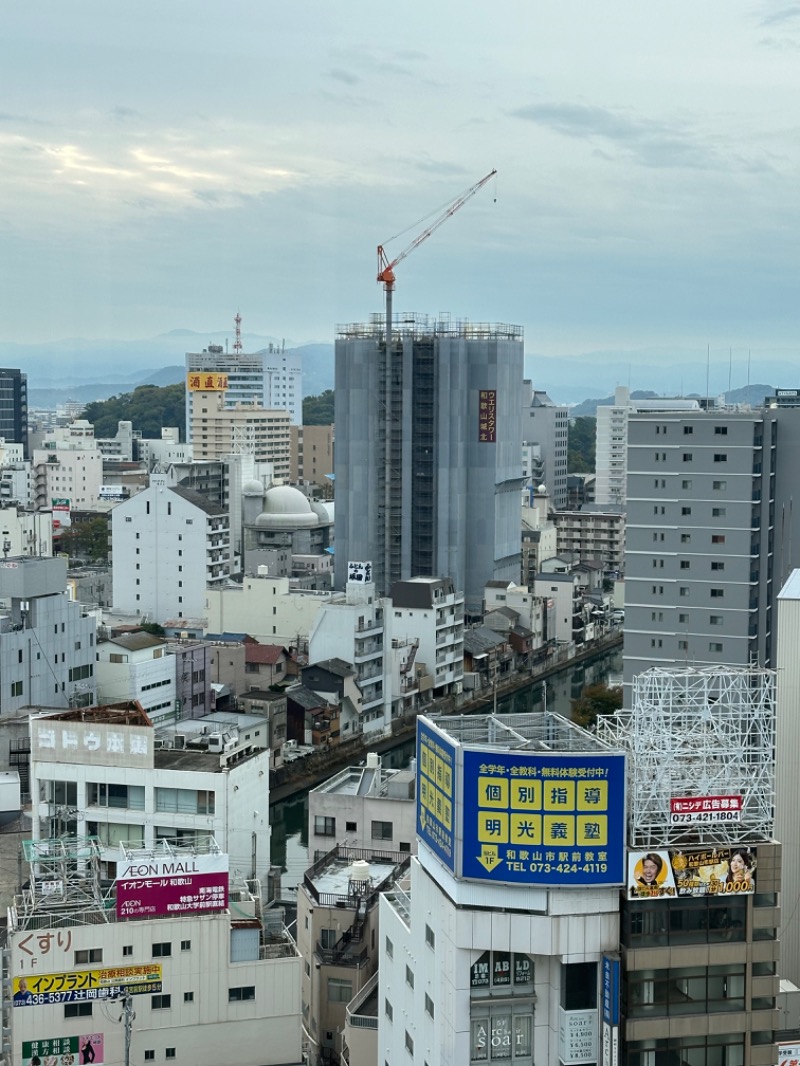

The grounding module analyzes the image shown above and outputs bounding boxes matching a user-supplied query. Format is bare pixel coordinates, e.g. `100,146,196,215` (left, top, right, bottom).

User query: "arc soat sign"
627,846,756,900
416,717,626,887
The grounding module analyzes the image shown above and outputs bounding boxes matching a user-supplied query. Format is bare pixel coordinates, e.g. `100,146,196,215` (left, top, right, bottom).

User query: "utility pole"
120,994,135,1066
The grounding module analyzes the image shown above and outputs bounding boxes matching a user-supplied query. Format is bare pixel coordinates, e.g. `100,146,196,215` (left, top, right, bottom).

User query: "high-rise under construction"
334,312,523,614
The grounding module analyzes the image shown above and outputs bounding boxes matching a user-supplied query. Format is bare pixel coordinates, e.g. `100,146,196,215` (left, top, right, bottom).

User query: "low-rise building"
95,633,177,727
29,703,272,882
308,753,416,861
4,836,302,1066
297,844,410,1065
205,573,332,644
389,577,464,698
552,505,626,575
289,423,334,488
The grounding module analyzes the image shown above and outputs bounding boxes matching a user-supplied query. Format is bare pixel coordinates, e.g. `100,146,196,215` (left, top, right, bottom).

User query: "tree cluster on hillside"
302,390,334,425
568,416,596,474
571,682,623,729
82,383,186,439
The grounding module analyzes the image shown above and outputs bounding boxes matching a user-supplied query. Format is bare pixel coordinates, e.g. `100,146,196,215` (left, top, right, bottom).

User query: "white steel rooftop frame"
596,666,776,849
430,711,617,753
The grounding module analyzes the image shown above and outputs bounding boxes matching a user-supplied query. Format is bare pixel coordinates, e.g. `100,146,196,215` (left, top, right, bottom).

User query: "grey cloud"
327,68,361,86
511,101,755,172
110,105,142,120
414,158,470,177
758,4,800,26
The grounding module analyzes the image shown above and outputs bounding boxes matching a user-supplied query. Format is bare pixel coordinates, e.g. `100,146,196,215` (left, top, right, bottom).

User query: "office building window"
683,426,693,435
151,995,171,1010
425,994,435,1018
712,507,726,517
711,562,725,571
682,479,692,489
713,480,727,490
228,986,256,1002
314,816,336,836
152,943,172,958
711,535,725,544
425,925,435,949
714,453,728,462
709,643,723,653
711,588,724,598
65,1003,92,1018
683,453,693,461
406,966,415,988
372,820,393,841
680,561,690,570
385,999,394,1021
681,506,692,515
715,425,728,435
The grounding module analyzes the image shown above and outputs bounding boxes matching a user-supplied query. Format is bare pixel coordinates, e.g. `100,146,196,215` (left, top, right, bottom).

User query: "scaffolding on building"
337,311,523,342
596,666,776,849
11,836,110,931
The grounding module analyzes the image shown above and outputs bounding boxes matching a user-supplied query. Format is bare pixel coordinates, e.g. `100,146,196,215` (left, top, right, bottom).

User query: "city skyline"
3,2,800,357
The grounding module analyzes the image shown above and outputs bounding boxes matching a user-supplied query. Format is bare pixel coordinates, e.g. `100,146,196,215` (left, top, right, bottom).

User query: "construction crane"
376,168,497,347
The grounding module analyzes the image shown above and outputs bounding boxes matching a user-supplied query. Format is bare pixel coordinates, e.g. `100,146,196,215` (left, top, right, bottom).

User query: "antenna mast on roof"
233,312,243,353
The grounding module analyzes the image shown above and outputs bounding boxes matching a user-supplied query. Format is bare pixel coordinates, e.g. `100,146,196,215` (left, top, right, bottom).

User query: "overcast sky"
3,1,800,356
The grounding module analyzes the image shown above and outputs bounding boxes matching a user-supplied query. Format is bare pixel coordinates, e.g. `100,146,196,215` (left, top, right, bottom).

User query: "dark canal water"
269,644,622,894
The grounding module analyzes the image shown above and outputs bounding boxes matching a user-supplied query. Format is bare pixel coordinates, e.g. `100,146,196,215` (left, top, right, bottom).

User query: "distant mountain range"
5,329,796,410
570,384,776,418
11,330,335,409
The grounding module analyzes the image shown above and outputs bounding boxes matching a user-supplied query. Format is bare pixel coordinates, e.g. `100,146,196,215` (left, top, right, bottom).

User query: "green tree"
568,416,596,474
571,682,622,729
58,516,110,563
82,383,186,439
302,390,334,425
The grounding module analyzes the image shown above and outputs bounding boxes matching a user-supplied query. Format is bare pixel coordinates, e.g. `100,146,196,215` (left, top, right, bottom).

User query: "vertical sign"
416,717,456,873
478,389,497,442
601,956,620,1066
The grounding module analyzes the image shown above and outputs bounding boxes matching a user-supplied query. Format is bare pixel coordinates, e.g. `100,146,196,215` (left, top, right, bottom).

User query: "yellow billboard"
187,372,229,392
13,964,162,1006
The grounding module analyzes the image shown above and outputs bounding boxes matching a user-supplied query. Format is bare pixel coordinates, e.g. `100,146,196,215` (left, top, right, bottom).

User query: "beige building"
552,505,625,573
289,424,334,488
191,390,291,481
205,573,332,644
297,844,409,1066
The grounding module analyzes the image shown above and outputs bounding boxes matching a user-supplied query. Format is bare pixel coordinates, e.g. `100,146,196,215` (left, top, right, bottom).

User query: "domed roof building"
243,484,333,582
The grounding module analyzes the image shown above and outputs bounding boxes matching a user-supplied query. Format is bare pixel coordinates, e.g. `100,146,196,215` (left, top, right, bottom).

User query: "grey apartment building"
623,402,800,697
334,314,523,613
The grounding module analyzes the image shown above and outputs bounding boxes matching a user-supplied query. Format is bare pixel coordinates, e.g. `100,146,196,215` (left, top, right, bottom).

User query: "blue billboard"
602,956,620,1026
460,749,626,886
416,718,457,873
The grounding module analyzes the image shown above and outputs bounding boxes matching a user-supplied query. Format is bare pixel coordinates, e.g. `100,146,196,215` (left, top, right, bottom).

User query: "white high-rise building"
369,712,626,1066
594,387,700,507
186,344,303,433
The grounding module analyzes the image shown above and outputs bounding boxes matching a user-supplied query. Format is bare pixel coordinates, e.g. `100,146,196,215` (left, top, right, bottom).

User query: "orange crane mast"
376,168,497,347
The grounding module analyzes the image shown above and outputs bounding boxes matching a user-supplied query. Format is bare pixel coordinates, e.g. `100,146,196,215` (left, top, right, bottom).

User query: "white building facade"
111,474,230,623
29,706,272,882
186,344,303,432
375,713,626,1066
95,633,178,726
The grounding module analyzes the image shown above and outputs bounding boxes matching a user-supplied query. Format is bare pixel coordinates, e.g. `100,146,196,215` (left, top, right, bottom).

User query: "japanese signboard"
627,846,756,900
460,749,626,886
187,372,229,392
347,560,373,583
416,718,456,873
470,951,532,990
778,1044,800,1066
31,718,153,769
117,853,229,919
478,389,497,443
601,956,620,1066
670,795,742,824
559,1008,598,1065
51,498,71,531
12,965,162,1007
23,1033,104,1066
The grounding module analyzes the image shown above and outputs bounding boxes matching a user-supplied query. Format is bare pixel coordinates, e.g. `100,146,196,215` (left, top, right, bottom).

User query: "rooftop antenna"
728,347,732,397
706,344,710,408
233,312,243,353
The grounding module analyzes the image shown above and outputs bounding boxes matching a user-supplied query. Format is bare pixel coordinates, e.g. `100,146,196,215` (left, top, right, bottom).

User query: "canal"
269,643,622,894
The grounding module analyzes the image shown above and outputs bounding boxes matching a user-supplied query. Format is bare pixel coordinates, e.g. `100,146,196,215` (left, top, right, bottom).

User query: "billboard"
670,795,742,825
187,372,229,392
416,718,456,873
23,1033,103,1066
779,1045,800,1066
460,749,626,886
12,965,161,1007
116,853,229,918
478,389,497,443
627,846,756,900
31,718,152,769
